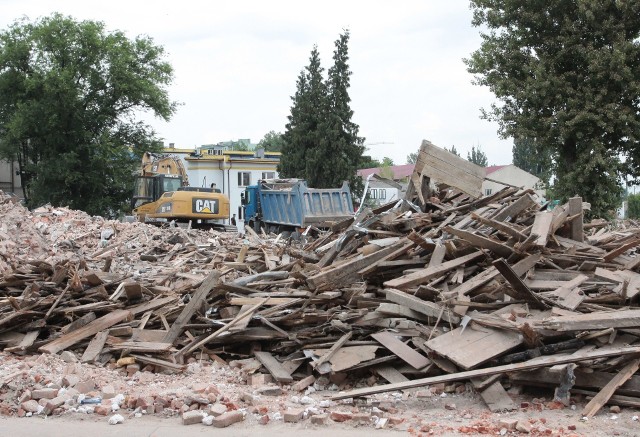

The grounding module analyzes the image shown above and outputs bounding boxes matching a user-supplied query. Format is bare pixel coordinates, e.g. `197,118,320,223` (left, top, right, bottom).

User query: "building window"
238,172,251,187
262,171,275,180
485,188,492,196
369,189,378,199
379,189,386,200
207,149,223,155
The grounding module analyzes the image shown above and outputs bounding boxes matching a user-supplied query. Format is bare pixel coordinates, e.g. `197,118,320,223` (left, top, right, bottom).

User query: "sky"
0,1,515,167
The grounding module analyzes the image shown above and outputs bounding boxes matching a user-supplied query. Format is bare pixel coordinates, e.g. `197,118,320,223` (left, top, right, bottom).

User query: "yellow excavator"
131,152,232,230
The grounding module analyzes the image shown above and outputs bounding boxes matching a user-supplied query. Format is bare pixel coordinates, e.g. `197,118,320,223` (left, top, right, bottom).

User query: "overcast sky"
1,1,514,167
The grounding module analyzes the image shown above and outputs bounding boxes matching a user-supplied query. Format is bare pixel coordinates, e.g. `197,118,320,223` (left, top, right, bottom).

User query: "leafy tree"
278,46,326,180
467,145,488,167
466,1,640,217
359,155,382,169
0,14,174,216
379,157,394,180
258,130,284,152
512,137,552,185
445,145,460,157
311,30,365,194
406,152,418,164
381,157,394,167
628,193,640,219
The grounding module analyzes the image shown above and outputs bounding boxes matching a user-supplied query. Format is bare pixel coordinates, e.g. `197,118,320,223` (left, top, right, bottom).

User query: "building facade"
483,164,545,199
163,143,280,224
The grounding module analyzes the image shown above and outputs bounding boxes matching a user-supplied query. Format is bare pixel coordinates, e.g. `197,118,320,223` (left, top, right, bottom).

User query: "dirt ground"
2,351,640,436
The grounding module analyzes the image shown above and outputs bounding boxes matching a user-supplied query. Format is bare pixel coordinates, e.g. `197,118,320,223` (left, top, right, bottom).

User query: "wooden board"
425,324,522,370
421,141,485,198
385,288,460,324
542,309,640,331
384,251,485,290
254,351,293,383
375,365,410,384
471,378,517,412
330,345,640,400
39,309,133,354
568,197,584,242
582,358,640,418
80,330,108,363
371,331,430,370
445,227,513,258
162,270,220,344
531,212,554,247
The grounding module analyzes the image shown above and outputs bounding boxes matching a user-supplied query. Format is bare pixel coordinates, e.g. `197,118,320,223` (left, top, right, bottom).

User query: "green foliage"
379,157,394,179
359,155,381,169
467,145,488,167
512,137,552,185
466,1,640,217
445,145,460,157
279,30,365,195
406,152,418,164
258,131,284,152
628,193,640,219
0,14,175,217
381,157,394,167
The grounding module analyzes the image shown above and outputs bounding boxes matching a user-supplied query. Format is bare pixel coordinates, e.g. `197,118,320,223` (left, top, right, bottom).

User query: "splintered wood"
3,141,640,417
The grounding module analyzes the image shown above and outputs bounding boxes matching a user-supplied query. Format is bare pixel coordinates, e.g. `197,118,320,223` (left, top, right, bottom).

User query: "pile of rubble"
3,140,640,430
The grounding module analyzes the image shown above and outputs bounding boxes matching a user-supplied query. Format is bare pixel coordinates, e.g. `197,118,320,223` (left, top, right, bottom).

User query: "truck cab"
241,184,260,224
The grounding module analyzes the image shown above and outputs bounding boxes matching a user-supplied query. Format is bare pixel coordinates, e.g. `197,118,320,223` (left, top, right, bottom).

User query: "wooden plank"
471,378,517,412
568,197,584,242
603,238,640,263
312,331,352,369
531,212,554,247
130,354,186,372
491,193,537,222
330,345,640,400
376,303,432,323
308,241,410,291
291,375,316,392
384,251,485,290
254,351,293,383
162,271,220,344
427,242,446,268
471,212,528,241
582,358,640,418
5,330,40,353
426,324,522,370
128,296,178,316
375,365,410,384
80,329,109,363
542,309,640,331
444,227,513,258
493,258,548,308
39,310,133,355
594,267,640,299
371,331,430,370
546,274,588,310
405,140,484,202
385,288,460,324
110,341,173,352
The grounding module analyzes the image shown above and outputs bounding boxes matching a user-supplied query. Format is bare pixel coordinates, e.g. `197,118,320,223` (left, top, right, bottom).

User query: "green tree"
445,145,460,157
379,156,394,179
311,29,365,194
359,154,381,169
512,137,552,185
628,193,640,219
278,46,326,180
465,1,640,217
0,14,174,216
406,152,418,164
258,130,284,152
467,145,488,167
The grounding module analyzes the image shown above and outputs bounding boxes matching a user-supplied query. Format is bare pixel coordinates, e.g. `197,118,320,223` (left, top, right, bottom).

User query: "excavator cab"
131,174,183,210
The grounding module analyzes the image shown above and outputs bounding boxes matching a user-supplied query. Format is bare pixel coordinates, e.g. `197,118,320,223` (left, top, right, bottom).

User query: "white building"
0,159,23,198
163,143,280,224
483,164,545,199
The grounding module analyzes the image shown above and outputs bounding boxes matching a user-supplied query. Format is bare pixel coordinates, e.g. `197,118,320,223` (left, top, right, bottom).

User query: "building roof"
357,164,415,180
485,165,508,175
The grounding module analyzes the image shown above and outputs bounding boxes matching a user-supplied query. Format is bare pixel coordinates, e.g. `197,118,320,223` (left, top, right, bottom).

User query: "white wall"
482,165,545,200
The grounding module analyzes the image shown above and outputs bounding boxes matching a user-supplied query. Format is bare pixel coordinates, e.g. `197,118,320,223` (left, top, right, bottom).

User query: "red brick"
94,405,111,416
212,410,244,428
311,414,327,425
43,396,66,415
284,408,305,423
31,388,58,400
330,411,353,422
182,410,205,425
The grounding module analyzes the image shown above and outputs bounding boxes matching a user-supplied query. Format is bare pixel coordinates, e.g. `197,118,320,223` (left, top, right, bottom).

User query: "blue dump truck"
241,179,354,236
